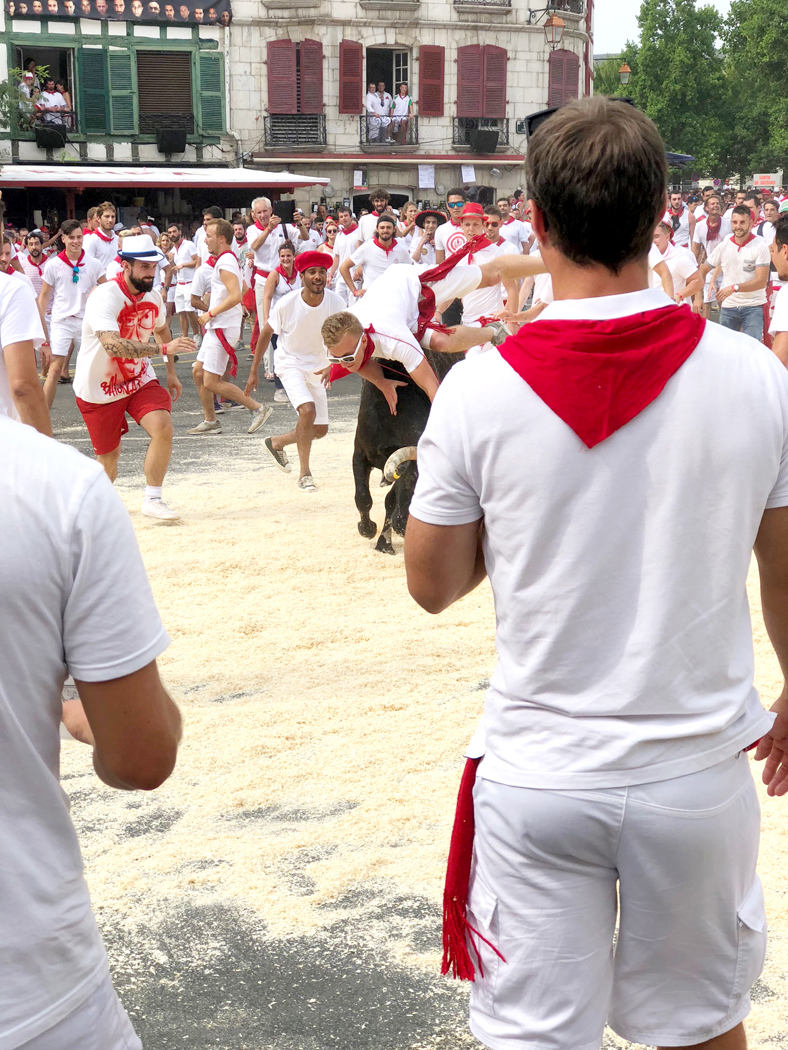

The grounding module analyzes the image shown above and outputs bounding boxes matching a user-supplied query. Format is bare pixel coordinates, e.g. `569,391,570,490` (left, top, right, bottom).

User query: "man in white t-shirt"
357,189,393,244
38,219,106,407
768,217,788,366
700,205,770,341
651,222,702,302
166,221,200,340
74,234,195,520
193,205,223,254
332,205,361,304
247,251,344,490
36,76,66,124
496,196,533,253
188,219,272,436
83,202,119,270
691,193,732,318
435,188,469,263
0,411,181,1050
342,213,412,293
248,196,307,320
18,230,47,297
404,95,788,1050
0,251,49,433
665,190,696,247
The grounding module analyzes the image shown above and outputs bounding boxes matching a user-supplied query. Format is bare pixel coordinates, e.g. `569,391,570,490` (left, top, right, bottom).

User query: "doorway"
365,48,410,97
16,45,76,125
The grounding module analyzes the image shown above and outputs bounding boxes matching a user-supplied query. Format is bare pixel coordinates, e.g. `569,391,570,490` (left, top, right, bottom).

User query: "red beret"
294,250,329,274
461,202,484,217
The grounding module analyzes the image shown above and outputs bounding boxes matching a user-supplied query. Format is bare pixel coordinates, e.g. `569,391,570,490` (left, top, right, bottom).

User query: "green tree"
723,0,788,174
626,0,728,175
593,46,639,98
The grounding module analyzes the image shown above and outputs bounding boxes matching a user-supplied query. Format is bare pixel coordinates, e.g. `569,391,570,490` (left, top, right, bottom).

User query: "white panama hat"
118,233,165,263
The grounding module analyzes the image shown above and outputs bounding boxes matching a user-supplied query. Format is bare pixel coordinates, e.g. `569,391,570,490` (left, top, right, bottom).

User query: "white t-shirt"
462,240,511,323
250,222,301,275
706,234,770,308
410,286,786,790
197,239,212,265
74,278,165,404
18,253,46,297
190,261,213,305
83,230,119,271
769,284,788,335
350,266,425,373
193,225,207,251
269,287,345,372
0,415,169,1050
350,238,412,289
42,253,104,321
649,242,698,297
498,216,531,252
533,270,554,306
173,239,198,285
665,205,693,247
392,93,411,118
692,215,732,256
207,252,244,331
358,212,385,244
435,221,467,258
0,275,46,420
334,225,360,266
38,89,66,122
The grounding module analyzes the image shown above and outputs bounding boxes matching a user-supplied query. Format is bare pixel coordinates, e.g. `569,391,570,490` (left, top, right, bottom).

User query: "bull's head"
381,446,418,487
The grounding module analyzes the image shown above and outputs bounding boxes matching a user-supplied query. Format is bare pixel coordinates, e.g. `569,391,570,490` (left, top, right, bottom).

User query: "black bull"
352,348,465,554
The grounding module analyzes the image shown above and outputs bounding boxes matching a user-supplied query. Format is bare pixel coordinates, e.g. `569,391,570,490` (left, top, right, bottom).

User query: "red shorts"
76,380,171,455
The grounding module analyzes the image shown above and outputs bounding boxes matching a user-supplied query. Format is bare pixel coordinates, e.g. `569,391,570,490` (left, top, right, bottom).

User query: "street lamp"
543,14,565,47
618,63,632,86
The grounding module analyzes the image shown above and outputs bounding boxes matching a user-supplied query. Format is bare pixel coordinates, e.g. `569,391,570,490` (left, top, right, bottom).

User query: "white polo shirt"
410,286,787,789
435,220,467,258
173,238,198,285
42,252,105,320
706,234,770,308
350,238,412,289
269,286,344,372
498,216,531,252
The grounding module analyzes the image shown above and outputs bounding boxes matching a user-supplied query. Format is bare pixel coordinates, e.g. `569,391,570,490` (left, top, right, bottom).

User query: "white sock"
145,486,163,502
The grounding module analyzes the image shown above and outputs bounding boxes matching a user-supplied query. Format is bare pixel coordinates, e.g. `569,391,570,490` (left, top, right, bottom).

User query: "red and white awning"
0,165,330,191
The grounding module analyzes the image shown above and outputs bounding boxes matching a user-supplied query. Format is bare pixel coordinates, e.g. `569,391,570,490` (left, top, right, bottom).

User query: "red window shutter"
418,44,445,118
299,39,324,114
457,45,483,119
563,50,580,104
339,39,364,114
482,45,507,119
548,49,579,109
267,40,297,114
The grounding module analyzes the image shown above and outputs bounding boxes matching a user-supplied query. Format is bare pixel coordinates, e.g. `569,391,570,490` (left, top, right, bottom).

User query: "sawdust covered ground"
56,373,788,1049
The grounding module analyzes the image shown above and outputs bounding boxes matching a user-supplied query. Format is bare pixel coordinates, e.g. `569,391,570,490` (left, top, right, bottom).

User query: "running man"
38,218,106,407
247,251,344,491
73,234,194,521
82,201,118,269
167,222,200,340
189,218,273,436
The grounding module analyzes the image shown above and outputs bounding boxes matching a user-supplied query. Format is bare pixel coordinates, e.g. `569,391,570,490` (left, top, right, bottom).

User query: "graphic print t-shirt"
74,278,165,404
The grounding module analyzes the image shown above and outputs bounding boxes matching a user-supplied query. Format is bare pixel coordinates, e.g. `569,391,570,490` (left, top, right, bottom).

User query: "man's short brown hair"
87,206,98,221
96,201,116,218
321,311,363,348
207,217,234,244
526,96,667,274
61,219,82,236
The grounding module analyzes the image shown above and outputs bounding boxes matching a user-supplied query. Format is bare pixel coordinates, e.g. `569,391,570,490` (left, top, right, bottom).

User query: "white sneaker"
141,498,180,521
248,403,273,434
188,419,221,435
298,474,317,492
273,388,290,404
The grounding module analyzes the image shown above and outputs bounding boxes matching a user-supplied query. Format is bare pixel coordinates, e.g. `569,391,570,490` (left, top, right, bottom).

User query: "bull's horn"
381,446,418,486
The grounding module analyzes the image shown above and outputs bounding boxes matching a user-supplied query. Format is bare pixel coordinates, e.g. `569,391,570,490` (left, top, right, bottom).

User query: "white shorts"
196,325,242,377
468,754,765,1050
49,315,82,357
704,269,723,304
174,283,194,314
276,366,329,424
254,278,269,320
17,969,140,1050
426,263,482,314
166,284,176,304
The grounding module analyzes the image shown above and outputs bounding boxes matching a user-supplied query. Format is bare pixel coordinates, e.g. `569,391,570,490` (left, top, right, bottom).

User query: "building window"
266,39,324,146
137,51,193,134
456,44,507,119
15,45,76,129
418,44,444,118
366,47,409,98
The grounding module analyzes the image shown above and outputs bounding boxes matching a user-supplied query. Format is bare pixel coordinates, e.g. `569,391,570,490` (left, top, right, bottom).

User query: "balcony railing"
455,0,512,7
360,114,418,147
452,117,510,149
547,0,584,13
264,114,327,149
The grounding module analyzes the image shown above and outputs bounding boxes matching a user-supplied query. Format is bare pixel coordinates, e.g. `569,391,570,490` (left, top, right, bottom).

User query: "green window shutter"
80,50,109,134
108,50,137,135
198,52,224,135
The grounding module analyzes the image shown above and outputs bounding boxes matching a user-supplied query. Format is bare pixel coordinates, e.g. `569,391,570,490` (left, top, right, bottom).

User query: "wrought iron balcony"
264,114,327,149
545,0,584,13
452,117,510,149
359,114,419,148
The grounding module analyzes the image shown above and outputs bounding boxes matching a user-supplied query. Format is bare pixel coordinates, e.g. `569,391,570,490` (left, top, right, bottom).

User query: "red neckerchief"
58,249,85,269
416,234,489,340
341,222,359,235
113,254,122,265
205,255,218,268
502,216,515,225
496,237,506,247
371,211,382,218
254,220,268,232
373,237,398,255
669,205,684,217
94,228,114,243
24,255,44,276
329,325,377,383
732,233,756,252
499,304,706,449
213,249,235,265
235,236,247,247
275,264,297,285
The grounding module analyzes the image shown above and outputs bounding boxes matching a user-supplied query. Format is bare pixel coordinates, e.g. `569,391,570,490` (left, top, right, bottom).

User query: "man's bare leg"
42,356,66,407
269,402,327,479
192,362,217,422
189,312,201,337
178,310,189,338
97,443,122,483
659,1021,746,1050
138,409,173,486
203,369,264,412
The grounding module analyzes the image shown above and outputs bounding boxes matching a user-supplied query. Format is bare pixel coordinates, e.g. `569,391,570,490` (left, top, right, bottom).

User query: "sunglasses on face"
485,221,500,228
327,330,364,365
447,201,464,208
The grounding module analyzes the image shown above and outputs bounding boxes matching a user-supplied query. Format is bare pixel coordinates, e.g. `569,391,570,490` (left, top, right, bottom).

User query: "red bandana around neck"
732,233,756,252
205,255,218,268
235,236,247,246
498,304,706,448
275,264,297,285
25,256,44,276
503,216,515,225
94,228,114,243
114,272,145,301
373,237,398,255
58,249,85,269
342,222,359,235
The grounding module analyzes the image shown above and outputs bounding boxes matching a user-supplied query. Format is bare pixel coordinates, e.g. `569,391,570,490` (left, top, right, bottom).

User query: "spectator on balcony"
55,80,72,115
377,81,393,139
390,84,413,145
365,82,382,143
18,72,39,127
37,79,67,125
24,59,41,92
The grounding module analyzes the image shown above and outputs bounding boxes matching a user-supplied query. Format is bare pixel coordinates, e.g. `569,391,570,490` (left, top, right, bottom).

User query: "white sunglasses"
327,330,364,365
